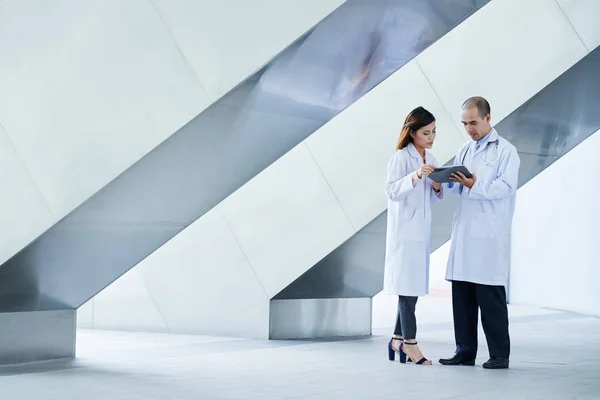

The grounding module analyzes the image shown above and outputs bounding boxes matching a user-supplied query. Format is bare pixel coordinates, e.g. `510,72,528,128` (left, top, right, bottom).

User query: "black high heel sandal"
401,341,430,365
388,337,407,363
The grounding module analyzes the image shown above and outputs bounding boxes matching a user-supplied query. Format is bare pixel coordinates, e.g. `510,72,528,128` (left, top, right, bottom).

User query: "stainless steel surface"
0,0,488,310
275,46,600,299
0,309,75,365
269,298,371,339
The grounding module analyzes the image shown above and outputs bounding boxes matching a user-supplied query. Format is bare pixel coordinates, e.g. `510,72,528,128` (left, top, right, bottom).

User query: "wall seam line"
554,0,590,53
218,206,271,301
147,0,212,96
136,268,173,333
414,59,467,146
302,142,358,232
0,120,56,218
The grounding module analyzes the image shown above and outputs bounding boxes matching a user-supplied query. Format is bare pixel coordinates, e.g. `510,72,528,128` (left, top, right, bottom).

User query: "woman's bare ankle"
402,342,431,364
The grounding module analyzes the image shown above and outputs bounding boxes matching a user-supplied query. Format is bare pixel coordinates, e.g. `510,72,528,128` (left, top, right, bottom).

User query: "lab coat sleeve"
384,152,418,201
445,181,461,196
429,155,443,204
468,145,520,200
430,185,443,204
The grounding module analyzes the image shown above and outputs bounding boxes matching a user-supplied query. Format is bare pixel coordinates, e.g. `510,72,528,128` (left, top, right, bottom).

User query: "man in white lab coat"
439,97,520,370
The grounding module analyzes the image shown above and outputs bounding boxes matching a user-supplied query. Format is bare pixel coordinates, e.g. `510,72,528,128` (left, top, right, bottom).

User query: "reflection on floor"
0,296,598,399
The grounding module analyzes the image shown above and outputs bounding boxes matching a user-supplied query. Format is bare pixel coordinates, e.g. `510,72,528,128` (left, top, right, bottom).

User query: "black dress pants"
452,280,510,359
393,295,418,340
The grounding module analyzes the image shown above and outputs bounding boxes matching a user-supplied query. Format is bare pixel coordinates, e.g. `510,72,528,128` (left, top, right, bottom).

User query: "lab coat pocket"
469,213,496,238
401,208,425,241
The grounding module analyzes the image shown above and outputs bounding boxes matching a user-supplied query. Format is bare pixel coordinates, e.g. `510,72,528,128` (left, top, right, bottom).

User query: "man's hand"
450,171,477,189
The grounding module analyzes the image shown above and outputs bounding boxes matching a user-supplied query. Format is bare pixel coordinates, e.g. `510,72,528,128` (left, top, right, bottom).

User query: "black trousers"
393,295,418,340
452,280,510,359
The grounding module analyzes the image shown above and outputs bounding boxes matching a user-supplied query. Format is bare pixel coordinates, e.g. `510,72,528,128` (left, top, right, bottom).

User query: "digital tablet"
428,165,473,183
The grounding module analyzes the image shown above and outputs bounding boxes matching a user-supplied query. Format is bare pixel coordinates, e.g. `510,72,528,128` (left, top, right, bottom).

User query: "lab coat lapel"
407,142,422,164
474,128,499,157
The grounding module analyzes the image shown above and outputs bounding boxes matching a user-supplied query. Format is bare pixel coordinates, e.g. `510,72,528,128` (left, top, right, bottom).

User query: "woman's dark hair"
396,106,436,150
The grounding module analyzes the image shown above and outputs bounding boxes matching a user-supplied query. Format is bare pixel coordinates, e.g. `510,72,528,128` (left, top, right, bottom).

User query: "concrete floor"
0,297,599,399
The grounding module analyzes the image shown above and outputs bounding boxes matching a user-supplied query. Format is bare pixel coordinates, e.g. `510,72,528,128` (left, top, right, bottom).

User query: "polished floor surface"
0,296,598,399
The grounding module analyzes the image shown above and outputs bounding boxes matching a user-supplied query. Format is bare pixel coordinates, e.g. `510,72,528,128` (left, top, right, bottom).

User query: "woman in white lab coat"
384,106,442,365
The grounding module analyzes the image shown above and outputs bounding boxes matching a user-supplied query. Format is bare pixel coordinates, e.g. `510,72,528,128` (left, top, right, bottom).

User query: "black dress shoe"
482,357,509,369
439,353,476,366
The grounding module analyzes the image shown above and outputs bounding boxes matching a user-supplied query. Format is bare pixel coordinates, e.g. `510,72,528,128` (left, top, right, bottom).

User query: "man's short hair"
462,96,490,118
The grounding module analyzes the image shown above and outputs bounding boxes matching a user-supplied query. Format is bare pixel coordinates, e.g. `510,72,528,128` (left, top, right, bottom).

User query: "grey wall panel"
0,0,489,311
275,45,600,299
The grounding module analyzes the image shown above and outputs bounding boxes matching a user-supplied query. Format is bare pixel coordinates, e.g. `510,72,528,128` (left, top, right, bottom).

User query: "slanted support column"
0,309,76,365
270,298,371,339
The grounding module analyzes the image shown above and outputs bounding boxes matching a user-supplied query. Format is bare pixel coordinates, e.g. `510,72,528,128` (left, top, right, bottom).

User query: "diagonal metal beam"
0,0,489,311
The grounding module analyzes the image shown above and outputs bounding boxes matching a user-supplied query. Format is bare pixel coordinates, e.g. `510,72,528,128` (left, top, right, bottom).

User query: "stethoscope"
460,139,499,166
453,139,499,203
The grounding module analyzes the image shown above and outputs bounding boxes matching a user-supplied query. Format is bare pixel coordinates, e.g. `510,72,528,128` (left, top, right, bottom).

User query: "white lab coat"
445,128,520,287
384,143,442,296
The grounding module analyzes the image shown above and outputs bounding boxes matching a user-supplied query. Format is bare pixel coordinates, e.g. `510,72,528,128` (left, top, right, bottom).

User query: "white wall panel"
0,126,54,265
305,60,465,229
417,0,588,133
557,0,600,51
92,268,169,332
509,130,600,317
0,0,209,218
220,143,355,298
136,208,270,339
76,300,94,329
152,0,344,101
